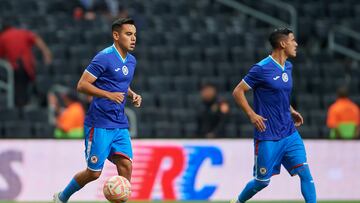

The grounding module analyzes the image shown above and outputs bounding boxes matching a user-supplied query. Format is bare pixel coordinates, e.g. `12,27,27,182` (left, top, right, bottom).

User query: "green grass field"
1,201,359,203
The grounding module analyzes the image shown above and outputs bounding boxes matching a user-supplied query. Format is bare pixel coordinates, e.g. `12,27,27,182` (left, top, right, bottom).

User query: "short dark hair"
111,18,135,32
268,27,293,49
337,86,348,98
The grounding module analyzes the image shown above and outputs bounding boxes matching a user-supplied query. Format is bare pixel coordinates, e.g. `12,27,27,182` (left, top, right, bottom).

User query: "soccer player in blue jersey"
231,28,316,203
53,18,142,202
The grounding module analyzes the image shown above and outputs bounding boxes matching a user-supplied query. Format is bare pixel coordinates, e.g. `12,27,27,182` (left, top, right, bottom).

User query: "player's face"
113,24,136,52
284,33,298,58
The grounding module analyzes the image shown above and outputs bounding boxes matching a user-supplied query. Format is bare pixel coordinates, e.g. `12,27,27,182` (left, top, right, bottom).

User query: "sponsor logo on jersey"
273,76,280,80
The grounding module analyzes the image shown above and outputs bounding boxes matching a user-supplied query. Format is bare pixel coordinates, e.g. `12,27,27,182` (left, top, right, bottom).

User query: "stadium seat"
23,108,49,123
186,93,203,110
225,123,239,138
173,76,199,93
137,122,154,138
33,123,54,138
3,121,33,138
0,108,21,121
139,107,169,123
296,94,321,110
148,77,173,92
189,61,216,76
35,75,54,96
161,60,188,76
201,76,227,91
178,46,202,61
309,110,327,126
158,93,185,108
170,108,197,124
239,124,254,138
183,123,198,138
298,125,320,139
154,121,182,138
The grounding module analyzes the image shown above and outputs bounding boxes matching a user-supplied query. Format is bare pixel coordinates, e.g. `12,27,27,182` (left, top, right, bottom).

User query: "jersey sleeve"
243,65,263,89
85,53,107,79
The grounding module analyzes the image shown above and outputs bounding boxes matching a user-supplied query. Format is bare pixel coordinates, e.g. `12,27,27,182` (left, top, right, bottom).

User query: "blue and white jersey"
242,55,296,140
84,44,136,129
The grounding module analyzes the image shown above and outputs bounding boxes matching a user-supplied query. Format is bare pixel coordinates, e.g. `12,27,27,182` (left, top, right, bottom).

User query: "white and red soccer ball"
103,175,131,203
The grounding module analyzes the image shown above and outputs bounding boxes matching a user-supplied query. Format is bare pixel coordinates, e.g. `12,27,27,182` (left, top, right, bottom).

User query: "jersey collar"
112,44,128,63
269,55,285,71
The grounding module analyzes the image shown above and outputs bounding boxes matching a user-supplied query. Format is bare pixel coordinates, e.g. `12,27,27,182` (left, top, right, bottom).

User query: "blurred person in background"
327,86,360,139
53,18,142,203
48,88,85,139
74,0,120,20
197,83,230,138
232,28,316,203
0,20,52,107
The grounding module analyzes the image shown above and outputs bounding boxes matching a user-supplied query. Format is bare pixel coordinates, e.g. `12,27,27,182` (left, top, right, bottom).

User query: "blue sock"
238,179,270,202
297,165,316,203
59,178,82,202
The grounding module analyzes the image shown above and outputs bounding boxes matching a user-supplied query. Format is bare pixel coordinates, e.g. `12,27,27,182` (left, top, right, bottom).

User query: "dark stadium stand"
0,0,359,139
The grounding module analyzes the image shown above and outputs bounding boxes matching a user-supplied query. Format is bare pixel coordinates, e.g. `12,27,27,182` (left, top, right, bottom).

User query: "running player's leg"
237,140,284,202
112,155,132,180
283,131,316,203
56,126,112,202
108,128,133,181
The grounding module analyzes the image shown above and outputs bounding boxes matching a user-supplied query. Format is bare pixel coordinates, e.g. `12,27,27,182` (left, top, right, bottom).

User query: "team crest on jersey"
122,65,129,75
282,72,288,82
90,155,98,164
260,167,267,175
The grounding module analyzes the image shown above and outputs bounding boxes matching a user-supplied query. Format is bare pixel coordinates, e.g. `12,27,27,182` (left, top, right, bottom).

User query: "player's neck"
114,43,128,59
270,51,287,67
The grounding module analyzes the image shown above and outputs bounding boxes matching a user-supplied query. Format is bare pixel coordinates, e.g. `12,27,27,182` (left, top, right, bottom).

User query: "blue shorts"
253,131,307,181
84,125,133,171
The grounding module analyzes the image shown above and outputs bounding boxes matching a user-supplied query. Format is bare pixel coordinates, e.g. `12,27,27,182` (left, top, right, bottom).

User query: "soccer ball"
103,175,131,203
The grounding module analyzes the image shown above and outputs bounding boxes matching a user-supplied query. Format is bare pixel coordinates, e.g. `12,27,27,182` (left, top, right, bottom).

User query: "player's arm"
233,80,267,132
290,105,304,127
127,87,142,108
77,71,125,103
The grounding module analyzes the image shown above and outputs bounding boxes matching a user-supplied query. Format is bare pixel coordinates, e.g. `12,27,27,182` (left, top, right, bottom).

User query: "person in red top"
327,87,360,139
0,21,52,107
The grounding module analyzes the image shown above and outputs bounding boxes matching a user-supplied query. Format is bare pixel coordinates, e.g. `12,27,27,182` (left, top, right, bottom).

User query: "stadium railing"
0,59,14,108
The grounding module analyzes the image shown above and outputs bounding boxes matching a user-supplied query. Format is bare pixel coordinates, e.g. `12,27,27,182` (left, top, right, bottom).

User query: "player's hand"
132,94,142,108
291,110,304,127
249,113,267,132
107,92,125,103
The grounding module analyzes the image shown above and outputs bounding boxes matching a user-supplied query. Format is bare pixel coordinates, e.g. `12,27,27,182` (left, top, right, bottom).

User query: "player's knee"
115,158,132,173
297,165,313,182
87,170,101,181
254,179,270,191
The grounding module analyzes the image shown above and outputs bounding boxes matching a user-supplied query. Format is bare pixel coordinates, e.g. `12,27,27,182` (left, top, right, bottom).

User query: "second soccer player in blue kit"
232,28,316,203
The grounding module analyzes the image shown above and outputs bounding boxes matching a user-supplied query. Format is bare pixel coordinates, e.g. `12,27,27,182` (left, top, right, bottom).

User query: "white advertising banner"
0,139,359,201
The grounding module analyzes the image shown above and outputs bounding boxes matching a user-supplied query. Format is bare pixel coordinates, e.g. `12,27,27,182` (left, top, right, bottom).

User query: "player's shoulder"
256,56,272,67
98,45,115,56
92,45,114,61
